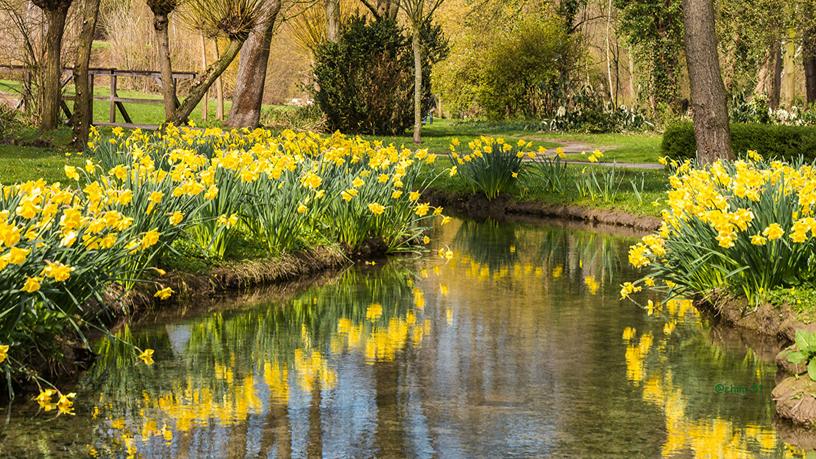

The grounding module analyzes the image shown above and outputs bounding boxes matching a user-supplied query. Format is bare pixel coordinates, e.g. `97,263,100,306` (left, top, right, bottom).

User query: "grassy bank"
424,161,667,218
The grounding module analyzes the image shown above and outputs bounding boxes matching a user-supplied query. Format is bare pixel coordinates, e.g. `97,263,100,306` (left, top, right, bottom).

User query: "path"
527,137,664,171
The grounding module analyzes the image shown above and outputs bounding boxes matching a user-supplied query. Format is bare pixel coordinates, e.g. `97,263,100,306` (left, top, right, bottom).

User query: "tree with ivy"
614,0,683,113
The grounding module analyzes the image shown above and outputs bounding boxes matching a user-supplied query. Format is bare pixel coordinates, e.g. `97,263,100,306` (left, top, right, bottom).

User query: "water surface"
0,218,803,457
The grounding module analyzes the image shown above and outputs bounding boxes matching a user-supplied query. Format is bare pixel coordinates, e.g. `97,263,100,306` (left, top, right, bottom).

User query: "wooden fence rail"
0,65,197,130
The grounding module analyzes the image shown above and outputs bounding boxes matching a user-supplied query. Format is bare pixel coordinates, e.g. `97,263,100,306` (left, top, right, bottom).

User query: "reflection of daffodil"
366,303,383,321
138,349,155,365
57,392,76,415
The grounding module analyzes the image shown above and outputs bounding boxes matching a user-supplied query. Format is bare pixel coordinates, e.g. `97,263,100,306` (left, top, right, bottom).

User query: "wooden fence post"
109,70,117,124
89,73,95,125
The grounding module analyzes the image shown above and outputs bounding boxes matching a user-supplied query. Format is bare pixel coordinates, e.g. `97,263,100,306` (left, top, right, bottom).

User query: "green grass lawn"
0,144,81,183
0,79,234,128
364,120,662,164
362,119,561,155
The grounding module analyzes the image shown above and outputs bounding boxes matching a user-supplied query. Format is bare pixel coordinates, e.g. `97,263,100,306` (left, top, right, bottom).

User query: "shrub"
449,137,534,200
480,16,580,120
662,122,816,161
624,157,816,303
310,16,447,135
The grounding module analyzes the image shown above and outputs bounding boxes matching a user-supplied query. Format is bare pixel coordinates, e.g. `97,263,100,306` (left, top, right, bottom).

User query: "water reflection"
0,218,810,457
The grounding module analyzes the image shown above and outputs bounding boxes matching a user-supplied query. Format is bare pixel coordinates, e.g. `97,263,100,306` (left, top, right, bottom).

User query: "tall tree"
615,0,683,112
32,0,73,130
399,0,444,144
147,0,179,120
72,0,101,147
226,0,283,128
682,0,733,163
172,0,267,124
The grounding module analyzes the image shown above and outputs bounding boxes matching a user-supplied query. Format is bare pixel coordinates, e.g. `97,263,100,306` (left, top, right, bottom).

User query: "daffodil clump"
0,125,447,407
0,129,211,401
625,153,816,302
448,137,537,200
91,126,447,256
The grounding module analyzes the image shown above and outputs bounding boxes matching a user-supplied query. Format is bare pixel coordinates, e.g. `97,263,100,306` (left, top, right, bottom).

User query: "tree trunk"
38,2,72,130
171,38,244,125
325,0,339,42
755,38,783,109
783,27,797,107
226,0,281,128
153,12,177,120
605,0,615,107
805,25,816,104
769,39,783,109
72,0,100,148
411,27,422,144
627,45,637,106
682,0,732,163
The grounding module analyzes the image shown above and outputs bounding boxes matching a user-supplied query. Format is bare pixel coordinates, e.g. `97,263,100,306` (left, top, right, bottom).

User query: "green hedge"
662,122,816,161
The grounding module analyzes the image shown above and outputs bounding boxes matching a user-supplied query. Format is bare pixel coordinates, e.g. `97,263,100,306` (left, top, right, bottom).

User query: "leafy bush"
480,16,580,120
662,122,816,161
625,157,816,303
310,16,447,135
434,16,651,132
449,137,533,200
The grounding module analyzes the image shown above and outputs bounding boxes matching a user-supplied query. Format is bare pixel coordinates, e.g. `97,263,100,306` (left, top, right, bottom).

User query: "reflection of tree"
453,218,520,271
41,262,432,457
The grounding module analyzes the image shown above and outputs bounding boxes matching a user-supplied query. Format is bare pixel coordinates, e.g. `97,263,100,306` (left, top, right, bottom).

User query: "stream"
0,217,798,458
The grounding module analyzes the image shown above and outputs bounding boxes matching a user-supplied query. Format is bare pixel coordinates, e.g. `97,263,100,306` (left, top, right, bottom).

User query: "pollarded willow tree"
226,0,283,128
146,0,179,119
172,0,267,124
72,0,101,147
31,0,73,130
397,0,444,144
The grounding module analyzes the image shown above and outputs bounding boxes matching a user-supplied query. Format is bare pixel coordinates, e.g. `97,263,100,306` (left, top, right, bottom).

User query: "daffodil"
368,203,385,216
22,276,41,293
154,287,174,300
57,392,76,415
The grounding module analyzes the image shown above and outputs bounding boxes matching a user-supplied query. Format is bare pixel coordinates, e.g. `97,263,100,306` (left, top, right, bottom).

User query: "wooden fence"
0,65,197,130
